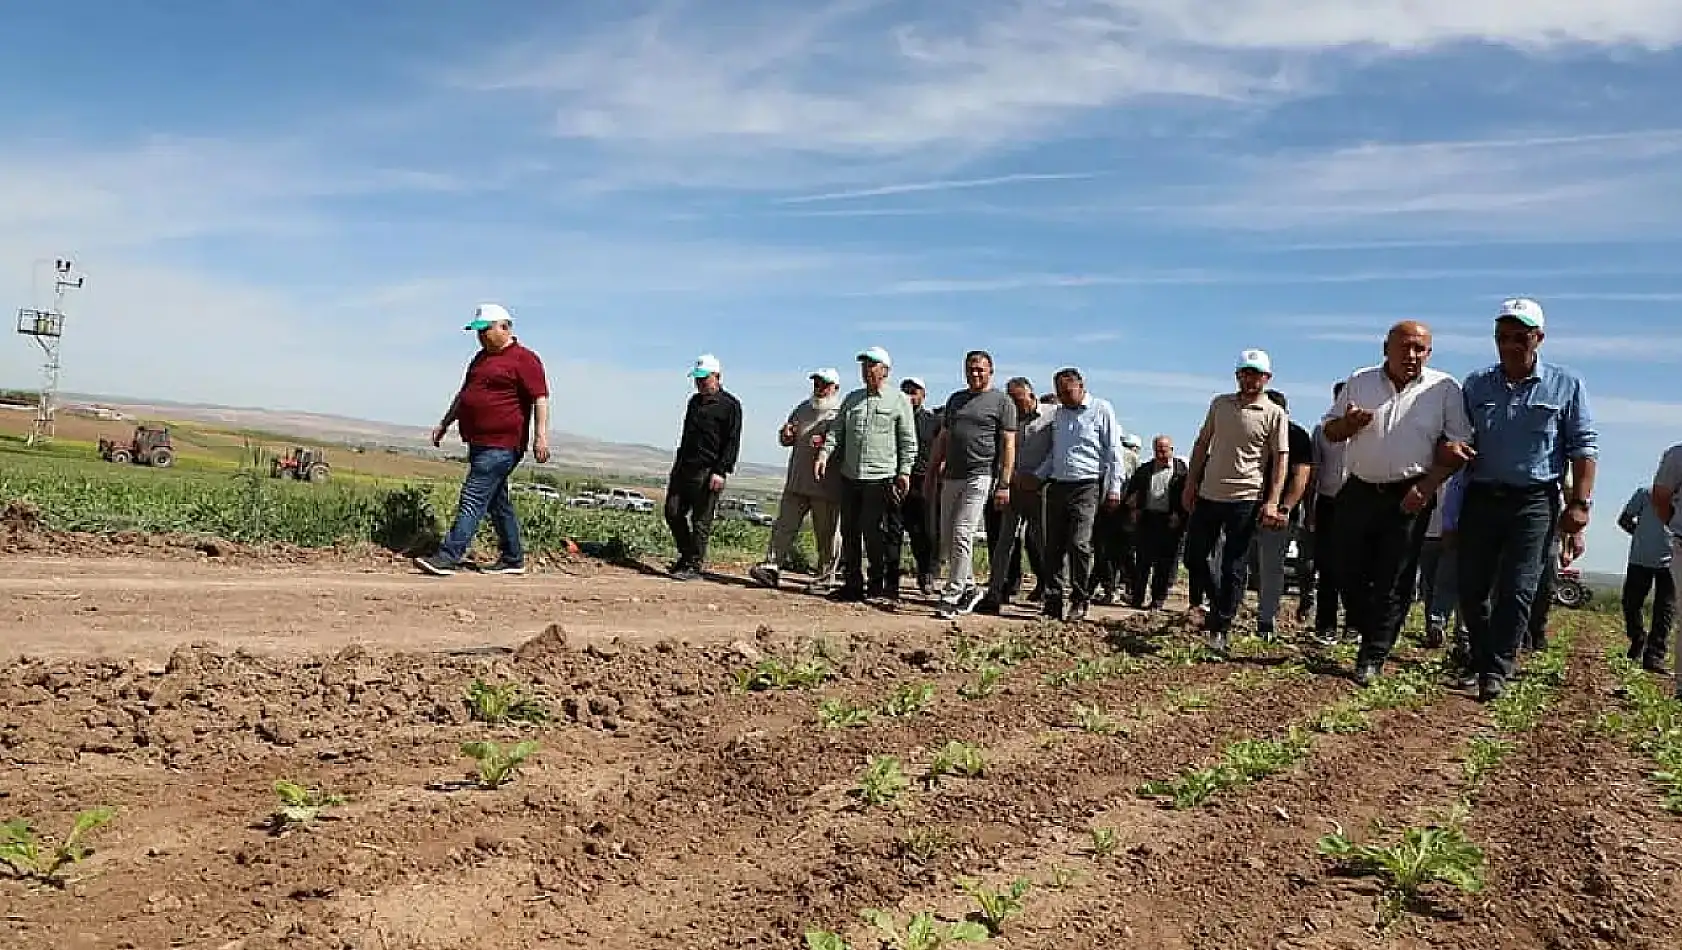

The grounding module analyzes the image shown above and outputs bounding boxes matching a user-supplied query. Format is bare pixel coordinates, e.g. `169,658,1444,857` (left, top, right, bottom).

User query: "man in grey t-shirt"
923,350,1017,618
1651,443,1682,695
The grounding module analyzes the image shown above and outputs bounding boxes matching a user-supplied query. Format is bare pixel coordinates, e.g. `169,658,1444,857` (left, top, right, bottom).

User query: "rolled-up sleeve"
1562,375,1598,459
1101,402,1125,498
1441,378,1474,445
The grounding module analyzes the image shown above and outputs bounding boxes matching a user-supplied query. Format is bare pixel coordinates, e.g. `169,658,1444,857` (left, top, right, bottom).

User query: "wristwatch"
1567,498,1592,512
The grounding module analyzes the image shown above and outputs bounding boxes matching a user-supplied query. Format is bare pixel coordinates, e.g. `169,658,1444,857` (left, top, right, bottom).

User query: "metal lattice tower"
14,258,86,444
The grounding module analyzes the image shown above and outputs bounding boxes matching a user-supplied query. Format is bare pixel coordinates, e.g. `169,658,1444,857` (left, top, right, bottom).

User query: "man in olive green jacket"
817,346,919,602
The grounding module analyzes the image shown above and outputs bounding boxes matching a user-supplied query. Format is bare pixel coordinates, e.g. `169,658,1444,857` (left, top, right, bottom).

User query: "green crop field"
0,441,782,565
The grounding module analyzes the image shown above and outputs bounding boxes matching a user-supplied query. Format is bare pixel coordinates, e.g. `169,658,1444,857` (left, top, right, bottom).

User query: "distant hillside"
55,392,785,485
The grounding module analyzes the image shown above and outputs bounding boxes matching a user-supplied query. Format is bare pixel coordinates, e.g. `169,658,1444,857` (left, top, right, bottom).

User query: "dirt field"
2,537,1680,949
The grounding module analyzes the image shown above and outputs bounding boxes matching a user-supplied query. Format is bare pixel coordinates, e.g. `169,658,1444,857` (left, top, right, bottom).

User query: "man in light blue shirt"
1621,486,1675,673
1033,367,1124,622
1455,297,1598,701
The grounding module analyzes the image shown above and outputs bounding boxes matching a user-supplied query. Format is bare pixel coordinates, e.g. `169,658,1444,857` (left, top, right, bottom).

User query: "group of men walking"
416,299,1682,701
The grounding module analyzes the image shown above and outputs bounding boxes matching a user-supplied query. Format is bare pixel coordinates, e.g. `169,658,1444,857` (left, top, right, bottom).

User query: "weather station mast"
14,257,86,444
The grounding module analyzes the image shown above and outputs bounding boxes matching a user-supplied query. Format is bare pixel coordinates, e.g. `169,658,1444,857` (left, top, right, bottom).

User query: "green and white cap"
465,302,512,331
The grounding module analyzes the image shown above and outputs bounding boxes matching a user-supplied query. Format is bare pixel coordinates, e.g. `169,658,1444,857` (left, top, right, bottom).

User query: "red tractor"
270,447,331,483
98,425,175,468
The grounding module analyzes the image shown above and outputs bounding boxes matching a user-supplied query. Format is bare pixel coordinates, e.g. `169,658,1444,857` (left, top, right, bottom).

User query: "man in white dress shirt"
1321,320,1474,684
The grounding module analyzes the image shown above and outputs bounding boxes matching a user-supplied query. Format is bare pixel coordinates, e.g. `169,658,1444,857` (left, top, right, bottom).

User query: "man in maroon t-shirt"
414,303,551,576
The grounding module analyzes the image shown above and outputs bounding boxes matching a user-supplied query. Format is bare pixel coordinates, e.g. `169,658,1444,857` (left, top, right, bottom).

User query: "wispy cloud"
1596,396,1682,427
778,172,1100,204
853,319,963,333
1189,129,1682,237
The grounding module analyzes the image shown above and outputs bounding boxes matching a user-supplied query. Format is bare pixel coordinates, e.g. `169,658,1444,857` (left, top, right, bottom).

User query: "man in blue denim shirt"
1455,297,1598,701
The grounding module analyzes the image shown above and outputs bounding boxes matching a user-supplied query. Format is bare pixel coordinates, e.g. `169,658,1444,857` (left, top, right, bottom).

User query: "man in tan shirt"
751,368,842,592
1182,349,1289,650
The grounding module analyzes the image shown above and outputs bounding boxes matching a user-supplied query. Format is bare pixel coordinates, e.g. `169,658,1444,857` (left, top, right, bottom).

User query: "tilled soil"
1,551,1679,950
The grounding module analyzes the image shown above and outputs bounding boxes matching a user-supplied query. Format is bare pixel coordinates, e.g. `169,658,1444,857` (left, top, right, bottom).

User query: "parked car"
565,492,602,508
510,482,563,502
717,497,774,527
601,488,656,513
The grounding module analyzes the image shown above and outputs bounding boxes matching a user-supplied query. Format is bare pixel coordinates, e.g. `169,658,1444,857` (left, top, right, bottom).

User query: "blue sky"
2,0,1680,572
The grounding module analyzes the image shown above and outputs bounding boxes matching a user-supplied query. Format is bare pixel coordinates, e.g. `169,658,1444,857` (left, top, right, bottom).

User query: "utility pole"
14,258,85,444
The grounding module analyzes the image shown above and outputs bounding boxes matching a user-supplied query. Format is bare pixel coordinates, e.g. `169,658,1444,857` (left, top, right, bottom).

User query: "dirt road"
0,556,1033,661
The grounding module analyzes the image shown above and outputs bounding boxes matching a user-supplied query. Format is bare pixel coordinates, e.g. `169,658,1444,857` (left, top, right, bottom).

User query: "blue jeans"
437,445,524,566
1457,482,1558,683
1184,498,1260,632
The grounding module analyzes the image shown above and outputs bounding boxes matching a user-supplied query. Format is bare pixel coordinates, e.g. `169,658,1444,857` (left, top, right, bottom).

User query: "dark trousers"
1132,510,1183,606
1624,564,1677,664
1529,525,1560,648
1309,493,1357,634
1091,506,1135,599
438,445,525,564
1335,476,1432,666
984,499,1044,598
899,489,935,582
838,476,903,595
1043,480,1101,604
1457,482,1559,684
1183,497,1261,632
664,469,721,568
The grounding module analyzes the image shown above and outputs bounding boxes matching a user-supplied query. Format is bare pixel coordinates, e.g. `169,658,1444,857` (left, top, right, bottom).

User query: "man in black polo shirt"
665,353,743,581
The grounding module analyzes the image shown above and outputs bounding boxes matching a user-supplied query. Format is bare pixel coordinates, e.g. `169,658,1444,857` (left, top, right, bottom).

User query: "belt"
1467,479,1558,497
1349,473,1425,493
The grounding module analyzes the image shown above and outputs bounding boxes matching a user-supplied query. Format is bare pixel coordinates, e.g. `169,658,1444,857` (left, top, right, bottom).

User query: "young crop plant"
924,741,986,787
1460,735,1514,789
0,806,116,887
1071,701,1121,735
1138,729,1314,809
952,634,1036,671
1087,826,1119,857
734,655,833,692
1162,687,1211,711
879,682,936,718
1045,654,1137,686
817,697,875,729
1317,803,1486,927
270,780,346,833
1311,701,1371,735
956,876,1031,934
1354,663,1440,711
859,909,989,949
957,664,1003,700
463,678,550,725
804,930,852,950
1604,652,1682,811
851,755,912,808
461,739,538,789
899,826,956,866
1488,633,1573,732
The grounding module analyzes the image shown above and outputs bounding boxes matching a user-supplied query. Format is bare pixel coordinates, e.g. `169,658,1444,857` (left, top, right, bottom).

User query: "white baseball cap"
1496,297,1545,330
464,302,512,331
810,367,840,385
1121,433,1142,450
1236,348,1272,374
857,346,892,367
690,353,722,378
900,376,926,391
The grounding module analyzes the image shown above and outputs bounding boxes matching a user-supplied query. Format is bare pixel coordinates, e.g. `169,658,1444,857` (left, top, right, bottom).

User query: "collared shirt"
820,386,918,481
1012,402,1057,477
1620,487,1674,569
1033,393,1125,498
1327,365,1473,484
1461,360,1597,487
673,388,743,477
1438,468,1470,533
1655,444,1682,538
781,393,841,498
1311,423,1347,498
1193,393,1288,503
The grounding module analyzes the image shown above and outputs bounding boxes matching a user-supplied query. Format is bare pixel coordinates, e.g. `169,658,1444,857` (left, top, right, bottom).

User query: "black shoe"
827,586,867,603
481,558,527,575
1353,663,1380,687
1627,642,1644,661
1644,657,1670,675
1026,585,1046,604
413,554,457,576
1422,626,1444,649
1041,598,1065,621
1148,599,1166,611
1066,600,1089,623
973,596,1002,616
670,567,702,582
1295,595,1314,622
1477,676,1505,703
